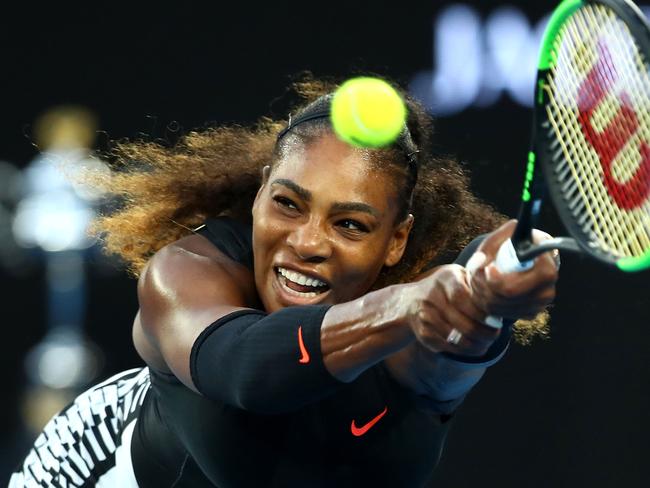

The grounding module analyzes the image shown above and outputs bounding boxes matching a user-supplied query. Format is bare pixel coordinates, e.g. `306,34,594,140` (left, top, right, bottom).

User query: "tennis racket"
484,0,650,329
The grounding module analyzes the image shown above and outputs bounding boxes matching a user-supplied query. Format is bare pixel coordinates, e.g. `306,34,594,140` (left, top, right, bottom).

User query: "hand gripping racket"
484,0,650,329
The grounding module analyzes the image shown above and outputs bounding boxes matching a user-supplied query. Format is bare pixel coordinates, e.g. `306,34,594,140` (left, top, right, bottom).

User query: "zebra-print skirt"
9,367,151,487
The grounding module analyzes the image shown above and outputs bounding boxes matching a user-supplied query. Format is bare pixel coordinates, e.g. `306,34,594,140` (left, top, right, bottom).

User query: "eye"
338,219,369,233
273,195,298,211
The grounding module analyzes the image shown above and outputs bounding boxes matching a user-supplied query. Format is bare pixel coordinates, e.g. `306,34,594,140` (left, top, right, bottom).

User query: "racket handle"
484,238,534,329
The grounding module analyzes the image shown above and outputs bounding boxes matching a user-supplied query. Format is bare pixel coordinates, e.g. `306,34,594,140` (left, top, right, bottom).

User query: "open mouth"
274,266,331,299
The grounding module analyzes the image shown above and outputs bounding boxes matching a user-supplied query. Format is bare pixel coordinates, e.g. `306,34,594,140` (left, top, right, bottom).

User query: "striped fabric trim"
9,367,150,488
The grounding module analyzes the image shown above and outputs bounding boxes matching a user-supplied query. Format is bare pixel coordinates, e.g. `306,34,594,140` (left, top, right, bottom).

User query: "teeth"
281,283,319,297
277,267,327,288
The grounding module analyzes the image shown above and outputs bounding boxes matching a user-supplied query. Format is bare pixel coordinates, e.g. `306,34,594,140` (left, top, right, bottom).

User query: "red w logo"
577,42,650,210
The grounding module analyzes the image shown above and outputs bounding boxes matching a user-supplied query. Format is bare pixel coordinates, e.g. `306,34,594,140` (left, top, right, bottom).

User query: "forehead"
272,134,396,209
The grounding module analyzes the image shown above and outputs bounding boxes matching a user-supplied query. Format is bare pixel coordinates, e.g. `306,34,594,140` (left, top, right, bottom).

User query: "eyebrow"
271,179,381,218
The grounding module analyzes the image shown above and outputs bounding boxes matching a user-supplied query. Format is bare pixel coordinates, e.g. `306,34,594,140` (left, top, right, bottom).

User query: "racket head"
533,0,650,271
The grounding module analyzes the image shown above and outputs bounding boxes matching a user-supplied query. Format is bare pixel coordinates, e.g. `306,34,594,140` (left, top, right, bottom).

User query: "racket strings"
568,6,650,255
545,4,650,259
575,6,650,252
551,6,644,255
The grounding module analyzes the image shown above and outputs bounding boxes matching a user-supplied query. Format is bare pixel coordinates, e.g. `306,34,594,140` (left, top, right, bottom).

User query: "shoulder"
134,230,260,386
194,216,254,270
139,230,258,313
142,216,253,293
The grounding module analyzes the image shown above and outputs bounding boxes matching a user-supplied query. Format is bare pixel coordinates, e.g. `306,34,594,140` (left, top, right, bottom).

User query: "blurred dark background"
0,1,648,487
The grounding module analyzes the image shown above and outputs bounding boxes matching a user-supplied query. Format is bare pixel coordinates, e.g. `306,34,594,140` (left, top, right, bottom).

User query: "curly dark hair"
88,73,548,344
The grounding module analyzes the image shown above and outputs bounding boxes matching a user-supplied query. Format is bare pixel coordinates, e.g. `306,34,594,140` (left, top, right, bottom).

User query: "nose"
286,218,332,263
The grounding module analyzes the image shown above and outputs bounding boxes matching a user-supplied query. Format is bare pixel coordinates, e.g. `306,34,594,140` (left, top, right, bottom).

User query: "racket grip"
484,239,534,329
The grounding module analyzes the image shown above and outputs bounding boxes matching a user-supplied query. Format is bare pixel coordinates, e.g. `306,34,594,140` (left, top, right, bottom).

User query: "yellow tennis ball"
331,77,407,148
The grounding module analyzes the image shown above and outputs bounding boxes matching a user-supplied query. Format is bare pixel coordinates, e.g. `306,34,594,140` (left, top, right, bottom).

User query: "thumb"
466,251,487,275
477,219,518,259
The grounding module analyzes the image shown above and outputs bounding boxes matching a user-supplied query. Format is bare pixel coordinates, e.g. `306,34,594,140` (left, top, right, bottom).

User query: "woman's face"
252,132,413,313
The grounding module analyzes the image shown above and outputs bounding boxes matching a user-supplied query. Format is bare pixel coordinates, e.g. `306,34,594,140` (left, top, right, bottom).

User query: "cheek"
252,217,282,309
333,249,387,298
253,196,280,238
252,215,279,263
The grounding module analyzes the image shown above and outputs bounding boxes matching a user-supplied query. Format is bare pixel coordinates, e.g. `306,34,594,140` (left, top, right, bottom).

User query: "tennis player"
9,76,558,487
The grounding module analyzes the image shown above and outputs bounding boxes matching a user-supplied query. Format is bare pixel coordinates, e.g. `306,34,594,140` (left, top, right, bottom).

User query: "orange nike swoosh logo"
350,406,388,437
298,325,310,364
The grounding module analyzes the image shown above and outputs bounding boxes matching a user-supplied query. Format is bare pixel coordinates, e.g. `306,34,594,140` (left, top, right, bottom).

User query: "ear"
384,213,414,267
252,165,271,212
260,164,271,186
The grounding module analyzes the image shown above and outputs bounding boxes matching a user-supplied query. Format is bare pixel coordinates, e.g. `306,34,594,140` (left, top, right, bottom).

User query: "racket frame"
483,0,650,329
513,0,650,272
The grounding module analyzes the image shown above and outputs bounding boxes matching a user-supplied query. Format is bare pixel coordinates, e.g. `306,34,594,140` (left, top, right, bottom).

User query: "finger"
473,268,557,304
474,219,518,258
417,318,493,357
467,267,495,312
529,229,562,269
439,301,500,345
483,258,558,298
537,248,561,272
466,250,487,275
428,286,501,346
441,268,489,323
441,326,494,356
531,228,553,242
417,326,461,355
455,291,490,325
417,285,496,351
417,292,473,339
470,272,555,318
447,284,503,342
412,291,449,351
471,283,555,314
435,271,502,342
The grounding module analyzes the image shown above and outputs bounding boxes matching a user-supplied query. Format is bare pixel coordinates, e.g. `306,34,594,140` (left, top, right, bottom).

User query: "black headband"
276,108,331,141
276,105,420,182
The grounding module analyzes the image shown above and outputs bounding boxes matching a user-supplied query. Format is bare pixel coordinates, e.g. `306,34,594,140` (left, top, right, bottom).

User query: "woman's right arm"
136,234,428,413
137,234,497,415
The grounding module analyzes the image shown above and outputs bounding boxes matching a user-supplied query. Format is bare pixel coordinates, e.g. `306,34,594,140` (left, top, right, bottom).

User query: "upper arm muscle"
137,234,258,391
